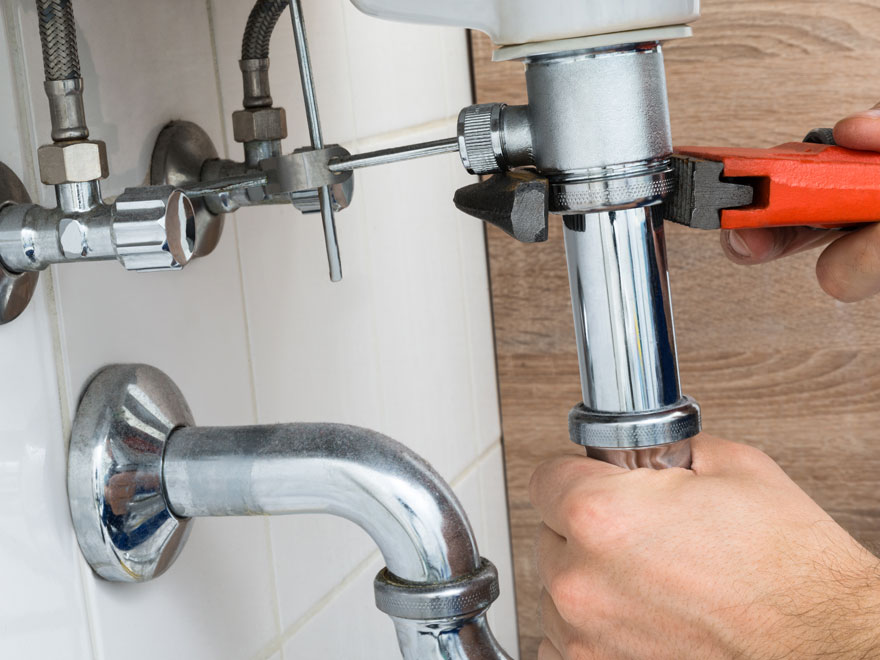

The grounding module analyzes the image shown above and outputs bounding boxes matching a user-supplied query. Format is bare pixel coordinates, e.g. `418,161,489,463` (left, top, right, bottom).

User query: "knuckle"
38,140,108,184
548,570,589,625
562,490,629,547
560,492,590,526
232,107,288,142
731,441,777,471
530,457,579,505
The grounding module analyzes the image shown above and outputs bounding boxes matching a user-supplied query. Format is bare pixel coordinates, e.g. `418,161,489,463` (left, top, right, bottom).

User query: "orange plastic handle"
674,143,880,230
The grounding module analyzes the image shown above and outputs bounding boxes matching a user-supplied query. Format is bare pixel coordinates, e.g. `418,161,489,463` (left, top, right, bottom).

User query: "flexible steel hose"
242,0,288,60
35,0,80,81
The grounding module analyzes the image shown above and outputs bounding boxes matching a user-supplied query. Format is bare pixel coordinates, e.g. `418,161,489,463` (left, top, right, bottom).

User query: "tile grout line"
205,0,232,158
256,545,385,660
449,438,503,491
204,0,260,427
205,0,261,433
338,4,389,440
449,155,484,462
3,3,101,660
203,1,286,653
0,3,72,435
2,0,36,191
439,28,487,470
350,137,391,431
3,0,103,660
337,0,360,150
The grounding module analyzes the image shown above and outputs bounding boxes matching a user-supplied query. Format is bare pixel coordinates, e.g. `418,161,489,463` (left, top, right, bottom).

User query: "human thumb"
834,102,880,151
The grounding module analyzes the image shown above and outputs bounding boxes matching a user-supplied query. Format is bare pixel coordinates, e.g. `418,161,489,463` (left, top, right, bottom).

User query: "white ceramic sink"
349,0,700,46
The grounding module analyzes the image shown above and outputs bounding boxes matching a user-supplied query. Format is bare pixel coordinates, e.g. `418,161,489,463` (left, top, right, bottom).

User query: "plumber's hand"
531,435,880,660
721,104,880,302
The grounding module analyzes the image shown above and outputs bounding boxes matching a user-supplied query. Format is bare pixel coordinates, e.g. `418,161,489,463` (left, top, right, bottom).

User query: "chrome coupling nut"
37,139,108,185
457,103,507,175
232,107,288,143
111,186,196,272
374,557,501,621
568,396,702,451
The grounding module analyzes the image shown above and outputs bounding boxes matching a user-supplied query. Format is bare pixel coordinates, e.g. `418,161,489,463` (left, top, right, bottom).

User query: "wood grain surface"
471,2,880,655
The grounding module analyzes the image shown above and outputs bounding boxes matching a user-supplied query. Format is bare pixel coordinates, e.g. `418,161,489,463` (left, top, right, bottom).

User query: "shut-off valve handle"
287,0,342,282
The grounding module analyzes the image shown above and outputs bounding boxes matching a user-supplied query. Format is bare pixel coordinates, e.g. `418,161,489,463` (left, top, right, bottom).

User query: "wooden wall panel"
472,2,880,655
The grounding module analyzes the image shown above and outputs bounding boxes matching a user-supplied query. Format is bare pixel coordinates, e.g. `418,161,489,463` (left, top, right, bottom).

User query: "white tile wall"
0,0,517,658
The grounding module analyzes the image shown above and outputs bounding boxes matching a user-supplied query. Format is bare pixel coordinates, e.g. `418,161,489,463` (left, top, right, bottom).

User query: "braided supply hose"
242,0,288,60
36,0,80,81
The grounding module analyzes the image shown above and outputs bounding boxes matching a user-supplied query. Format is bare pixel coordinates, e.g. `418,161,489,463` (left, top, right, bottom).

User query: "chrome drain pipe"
67,364,511,660
522,43,702,468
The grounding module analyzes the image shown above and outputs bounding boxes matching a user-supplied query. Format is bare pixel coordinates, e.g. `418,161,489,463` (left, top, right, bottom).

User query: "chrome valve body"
0,184,195,274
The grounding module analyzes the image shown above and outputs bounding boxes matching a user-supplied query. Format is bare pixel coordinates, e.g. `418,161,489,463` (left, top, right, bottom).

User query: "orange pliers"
666,131,880,231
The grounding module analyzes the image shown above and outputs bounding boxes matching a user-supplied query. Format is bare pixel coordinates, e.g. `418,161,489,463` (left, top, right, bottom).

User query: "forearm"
781,555,880,660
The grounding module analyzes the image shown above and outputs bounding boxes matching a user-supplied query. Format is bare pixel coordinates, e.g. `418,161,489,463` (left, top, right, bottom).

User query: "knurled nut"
553,176,676,214
374,558,501,621
458,104,506,175
568,397,702,449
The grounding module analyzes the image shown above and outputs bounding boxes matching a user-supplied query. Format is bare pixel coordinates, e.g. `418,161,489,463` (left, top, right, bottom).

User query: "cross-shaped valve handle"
288,0,342,282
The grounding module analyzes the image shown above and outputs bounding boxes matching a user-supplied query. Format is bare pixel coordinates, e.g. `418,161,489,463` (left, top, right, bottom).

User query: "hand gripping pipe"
67,365,512,660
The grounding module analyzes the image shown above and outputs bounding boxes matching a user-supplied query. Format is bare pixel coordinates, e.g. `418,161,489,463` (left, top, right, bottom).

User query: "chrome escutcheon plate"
0,162,39,324
151,120,224,258
68,364,194,582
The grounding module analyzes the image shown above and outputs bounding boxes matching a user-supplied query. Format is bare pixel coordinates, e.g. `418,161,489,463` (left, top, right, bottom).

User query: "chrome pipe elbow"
164,423,481,583
68,364,512,660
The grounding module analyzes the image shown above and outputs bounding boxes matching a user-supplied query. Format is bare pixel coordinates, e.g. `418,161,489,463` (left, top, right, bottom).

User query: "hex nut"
37,140,108,185
232,107,288,143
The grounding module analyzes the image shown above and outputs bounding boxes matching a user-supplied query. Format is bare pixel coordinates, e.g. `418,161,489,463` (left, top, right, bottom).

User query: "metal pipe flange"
374,557,501,621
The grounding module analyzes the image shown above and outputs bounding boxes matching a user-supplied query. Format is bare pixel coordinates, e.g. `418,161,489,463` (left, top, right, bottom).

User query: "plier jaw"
664,155,754,230
665,140,880,231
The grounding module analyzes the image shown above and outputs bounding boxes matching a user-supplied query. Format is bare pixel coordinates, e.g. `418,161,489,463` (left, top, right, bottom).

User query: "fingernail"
725,230,751,258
